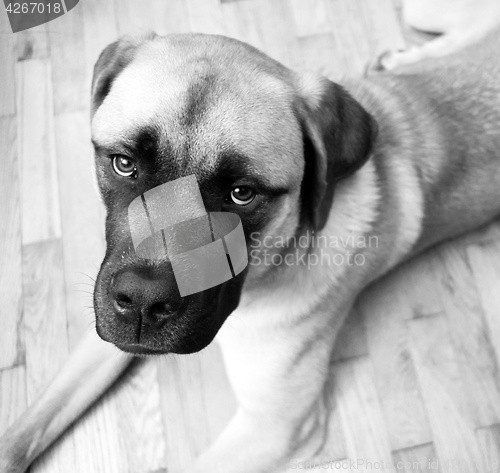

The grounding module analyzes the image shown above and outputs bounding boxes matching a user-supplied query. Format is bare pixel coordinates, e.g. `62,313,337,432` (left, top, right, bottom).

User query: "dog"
380,0,500,69
1,23,500,473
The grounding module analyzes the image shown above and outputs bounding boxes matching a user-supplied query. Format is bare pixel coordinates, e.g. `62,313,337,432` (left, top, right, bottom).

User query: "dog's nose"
110,269,180,325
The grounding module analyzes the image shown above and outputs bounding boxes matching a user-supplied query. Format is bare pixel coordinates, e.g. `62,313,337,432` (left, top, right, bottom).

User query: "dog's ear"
294,75,378,230
91,32,157,115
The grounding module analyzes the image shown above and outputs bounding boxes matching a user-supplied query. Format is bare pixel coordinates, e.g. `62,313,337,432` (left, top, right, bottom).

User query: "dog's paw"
375,47,421,71
375,33,471,71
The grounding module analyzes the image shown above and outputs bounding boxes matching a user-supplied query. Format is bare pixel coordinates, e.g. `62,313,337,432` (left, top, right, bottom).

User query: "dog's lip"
114,343,168,355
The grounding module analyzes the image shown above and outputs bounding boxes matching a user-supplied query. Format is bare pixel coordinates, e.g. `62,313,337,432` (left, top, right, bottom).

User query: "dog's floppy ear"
295,75,378,230
91,32,157,116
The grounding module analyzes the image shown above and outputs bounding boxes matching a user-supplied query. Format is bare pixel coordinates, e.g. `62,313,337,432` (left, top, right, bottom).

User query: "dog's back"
362,26,500,254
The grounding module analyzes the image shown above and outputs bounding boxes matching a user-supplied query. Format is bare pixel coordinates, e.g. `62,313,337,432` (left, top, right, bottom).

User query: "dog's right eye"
230,186,256,206
112,155,137,178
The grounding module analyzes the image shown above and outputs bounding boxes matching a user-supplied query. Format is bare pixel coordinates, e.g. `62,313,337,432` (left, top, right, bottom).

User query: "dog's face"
91,33,376,355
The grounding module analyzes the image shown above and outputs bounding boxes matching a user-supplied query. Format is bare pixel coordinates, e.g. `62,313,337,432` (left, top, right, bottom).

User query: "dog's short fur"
1,25,500,473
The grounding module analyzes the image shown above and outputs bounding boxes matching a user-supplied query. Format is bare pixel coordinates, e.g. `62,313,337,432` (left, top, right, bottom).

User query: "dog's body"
1,24,500,473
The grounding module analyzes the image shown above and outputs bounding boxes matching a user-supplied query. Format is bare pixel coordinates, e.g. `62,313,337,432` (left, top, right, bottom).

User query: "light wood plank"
324,0,374,76
47,5,87,114
152,0,191,35
186,0,227,36
0,34,16,116
62,358,131,473
0,5,12,33
115,0,190,36
221,1,267,51
324,0,403,77
467,239,500,371
81,0,118,100
66,392,129,473
15,25,49,61
157,353,215,472
222,0,297,67
476,424,500,471
333,356,393,472
408,314,486,472
290,33,339,78
435,245,500,428
0,365,27,433
357,0,406,55
393,443,440,472
241,0,296,67
16,58,61,245
0,3,16,116
20,241,124,473
54,111,105,344
22,239,76,473
22,239,68,397
114,360,167,473
288,0,331,37
0,117,23,370
362,272,433,451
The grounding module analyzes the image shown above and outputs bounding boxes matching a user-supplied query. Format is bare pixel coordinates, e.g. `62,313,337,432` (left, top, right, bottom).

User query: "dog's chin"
112,336,215,356
112,343,170,356
94,309,230,355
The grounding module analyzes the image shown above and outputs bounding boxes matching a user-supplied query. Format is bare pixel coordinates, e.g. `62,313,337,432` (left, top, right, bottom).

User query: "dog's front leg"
0,328,133,473
188,298,352,473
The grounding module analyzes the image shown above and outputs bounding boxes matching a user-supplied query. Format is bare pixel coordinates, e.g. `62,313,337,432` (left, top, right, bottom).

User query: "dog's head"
91,33,377,355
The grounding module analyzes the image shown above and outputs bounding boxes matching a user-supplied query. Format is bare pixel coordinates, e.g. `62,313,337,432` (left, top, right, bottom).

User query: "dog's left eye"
112,155,137,178
230,187,256,205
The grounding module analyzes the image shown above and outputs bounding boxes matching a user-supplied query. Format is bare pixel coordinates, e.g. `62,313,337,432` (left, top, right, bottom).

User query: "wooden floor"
1,0,500,471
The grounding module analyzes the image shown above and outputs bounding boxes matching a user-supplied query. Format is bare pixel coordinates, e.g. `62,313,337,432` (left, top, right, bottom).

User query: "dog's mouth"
93,260,244,355
112,343,168,356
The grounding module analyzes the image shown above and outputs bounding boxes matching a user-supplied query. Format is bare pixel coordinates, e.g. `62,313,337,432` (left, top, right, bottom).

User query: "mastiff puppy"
1,27,500,473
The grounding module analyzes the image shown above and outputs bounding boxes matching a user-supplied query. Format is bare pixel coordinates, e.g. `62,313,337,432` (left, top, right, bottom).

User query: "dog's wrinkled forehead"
92,36,303,184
